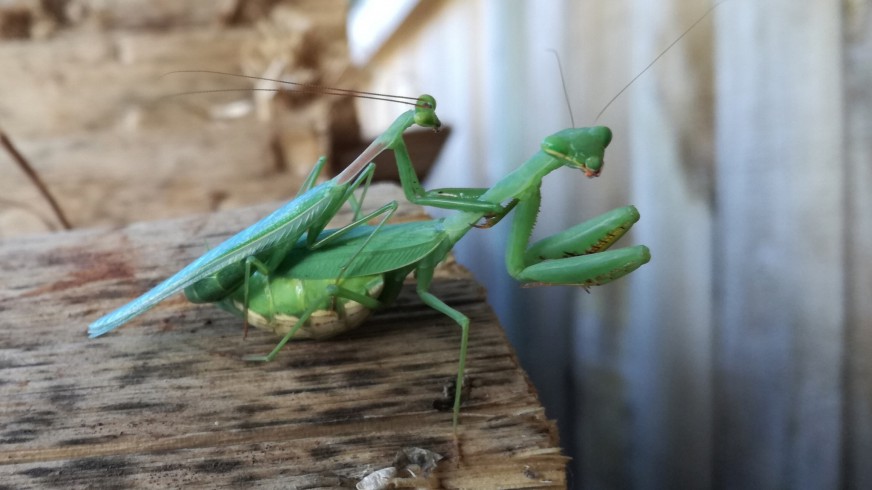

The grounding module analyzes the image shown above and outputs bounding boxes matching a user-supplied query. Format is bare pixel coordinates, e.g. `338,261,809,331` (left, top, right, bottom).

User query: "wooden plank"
0,185,567,488
713,1,844,488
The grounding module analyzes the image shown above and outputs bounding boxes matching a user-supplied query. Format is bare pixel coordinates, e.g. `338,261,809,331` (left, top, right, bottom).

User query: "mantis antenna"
161,70,431,108
594,0,727,123
547,49,576,128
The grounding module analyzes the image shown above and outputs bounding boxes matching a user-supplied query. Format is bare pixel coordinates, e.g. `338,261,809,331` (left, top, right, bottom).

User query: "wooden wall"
351,0,872,487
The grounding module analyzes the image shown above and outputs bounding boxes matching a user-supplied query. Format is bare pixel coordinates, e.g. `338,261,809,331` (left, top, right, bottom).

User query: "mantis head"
414,94,442,131
541,126,612,177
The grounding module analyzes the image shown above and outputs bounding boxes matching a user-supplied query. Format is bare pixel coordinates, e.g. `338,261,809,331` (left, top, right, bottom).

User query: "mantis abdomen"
219,275,385,340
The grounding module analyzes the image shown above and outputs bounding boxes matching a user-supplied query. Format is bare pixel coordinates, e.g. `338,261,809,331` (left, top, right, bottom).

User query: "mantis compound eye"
413,94,441,130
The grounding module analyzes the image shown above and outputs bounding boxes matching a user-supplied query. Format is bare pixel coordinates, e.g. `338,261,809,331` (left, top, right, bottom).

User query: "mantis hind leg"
242,256,275,338
243,283,383,362
414,259,469,428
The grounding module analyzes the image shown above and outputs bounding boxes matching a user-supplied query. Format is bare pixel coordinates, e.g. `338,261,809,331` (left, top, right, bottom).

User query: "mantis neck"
443,150,561,241
335,110,416,184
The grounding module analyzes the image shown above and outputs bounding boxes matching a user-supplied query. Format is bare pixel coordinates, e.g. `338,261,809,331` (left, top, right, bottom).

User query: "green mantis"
215,125,650,426
88,93,504,337
88,85,650,426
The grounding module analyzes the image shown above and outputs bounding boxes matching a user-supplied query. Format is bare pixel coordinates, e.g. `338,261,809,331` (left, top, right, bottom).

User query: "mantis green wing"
88,181,351,337
88,94,438,337
278,221,449,280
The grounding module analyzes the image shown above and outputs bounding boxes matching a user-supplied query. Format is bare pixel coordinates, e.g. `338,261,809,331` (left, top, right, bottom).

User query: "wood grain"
0,186,566,488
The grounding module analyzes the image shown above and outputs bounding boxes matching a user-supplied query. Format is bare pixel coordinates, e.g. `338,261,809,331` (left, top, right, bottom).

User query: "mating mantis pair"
88,87,650,425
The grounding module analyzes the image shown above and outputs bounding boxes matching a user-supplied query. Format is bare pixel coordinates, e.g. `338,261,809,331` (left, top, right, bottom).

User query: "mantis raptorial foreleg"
504,185,647,287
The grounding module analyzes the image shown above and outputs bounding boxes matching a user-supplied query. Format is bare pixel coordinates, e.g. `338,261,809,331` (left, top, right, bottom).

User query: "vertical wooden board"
564,1,637,488
845,2,872,488
627,0,716,487
714,1,844,488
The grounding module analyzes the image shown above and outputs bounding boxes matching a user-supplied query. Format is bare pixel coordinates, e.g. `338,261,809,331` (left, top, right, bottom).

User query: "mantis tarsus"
215,125,650,426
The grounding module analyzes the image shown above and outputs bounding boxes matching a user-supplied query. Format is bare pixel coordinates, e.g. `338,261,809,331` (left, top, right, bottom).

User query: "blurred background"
1,0,869,488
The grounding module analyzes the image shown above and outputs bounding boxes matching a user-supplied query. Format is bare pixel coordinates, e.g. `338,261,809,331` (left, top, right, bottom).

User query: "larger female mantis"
88,92,506,337
214,125,650,426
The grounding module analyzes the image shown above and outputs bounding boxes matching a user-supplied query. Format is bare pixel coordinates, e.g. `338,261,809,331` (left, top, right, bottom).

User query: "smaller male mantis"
88,90,505,338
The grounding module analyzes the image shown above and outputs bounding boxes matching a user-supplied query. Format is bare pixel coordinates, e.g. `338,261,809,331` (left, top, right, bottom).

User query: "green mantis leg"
342,158,376,221
391,136,507,215
298,154,369,221
242,256,274,337
505,186,651,286
413,254,470,428
299,153,371,222
297,156,328,194
524,205,641,261
243,283,385,362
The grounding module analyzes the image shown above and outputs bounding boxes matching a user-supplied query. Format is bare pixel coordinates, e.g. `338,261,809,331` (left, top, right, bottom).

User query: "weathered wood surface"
0,185,566,488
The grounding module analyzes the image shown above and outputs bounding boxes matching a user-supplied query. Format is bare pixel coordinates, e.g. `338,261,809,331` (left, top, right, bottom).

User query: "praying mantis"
87,84,650,426
217,123,649,424
88,92,505,338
